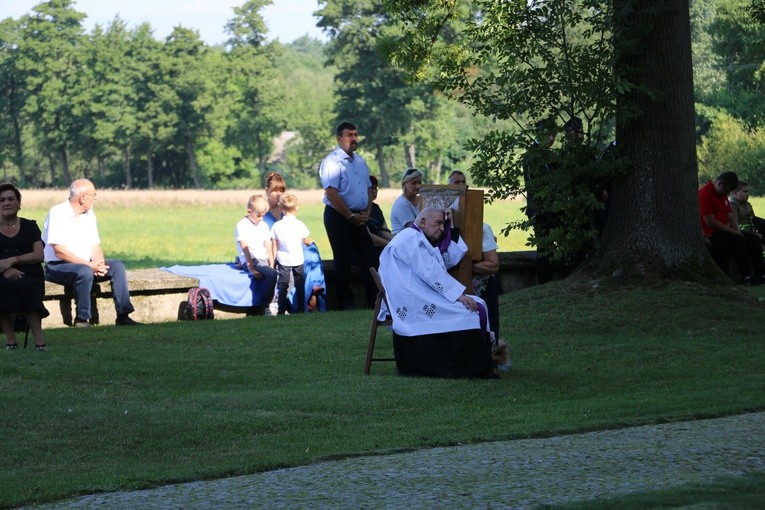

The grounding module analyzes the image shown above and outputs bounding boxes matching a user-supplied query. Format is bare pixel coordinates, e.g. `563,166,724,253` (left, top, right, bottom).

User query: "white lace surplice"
378,227,486,337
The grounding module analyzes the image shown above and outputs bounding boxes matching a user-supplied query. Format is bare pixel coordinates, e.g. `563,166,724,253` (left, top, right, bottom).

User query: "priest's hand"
457,294,478,312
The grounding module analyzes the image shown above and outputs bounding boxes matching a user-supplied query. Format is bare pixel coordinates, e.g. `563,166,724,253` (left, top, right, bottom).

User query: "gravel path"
30,412,765,509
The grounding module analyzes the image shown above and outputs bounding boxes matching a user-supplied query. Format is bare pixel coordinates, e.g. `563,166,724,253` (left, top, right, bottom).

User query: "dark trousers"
479,274,500,339
250,262,277,308
45,260,134,322
277,263,304,314
707,231,764,280
323,206,377,309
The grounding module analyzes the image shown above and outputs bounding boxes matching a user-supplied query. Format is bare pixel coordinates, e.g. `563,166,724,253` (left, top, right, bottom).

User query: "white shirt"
481,223,499,252
42,200,100,262
234,216,270,264
378,226,486,337
389,194,420,234
270,215,310,267
319,146,371,211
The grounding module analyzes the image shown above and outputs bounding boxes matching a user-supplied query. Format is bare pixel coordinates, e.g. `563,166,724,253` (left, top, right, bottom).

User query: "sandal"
6,343,19,350
34,344,47,352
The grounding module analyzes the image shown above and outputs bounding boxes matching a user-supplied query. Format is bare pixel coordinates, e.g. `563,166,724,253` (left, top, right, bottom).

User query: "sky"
1,0,327,45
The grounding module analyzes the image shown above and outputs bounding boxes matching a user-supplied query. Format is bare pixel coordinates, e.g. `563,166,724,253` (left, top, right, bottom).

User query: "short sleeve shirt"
42,200,100,262
699,181,730,237
319,146,371,211
270,215,310,267
235,216,270,263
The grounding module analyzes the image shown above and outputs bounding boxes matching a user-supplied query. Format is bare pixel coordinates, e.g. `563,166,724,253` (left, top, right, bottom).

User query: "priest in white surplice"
378,207,495,378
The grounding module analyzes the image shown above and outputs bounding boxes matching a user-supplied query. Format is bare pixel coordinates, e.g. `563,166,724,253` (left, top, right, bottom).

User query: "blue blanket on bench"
162,244,326,311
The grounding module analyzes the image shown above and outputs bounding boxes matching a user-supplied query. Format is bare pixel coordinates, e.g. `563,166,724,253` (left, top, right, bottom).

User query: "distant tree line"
0,0,493,189
1,0,762,192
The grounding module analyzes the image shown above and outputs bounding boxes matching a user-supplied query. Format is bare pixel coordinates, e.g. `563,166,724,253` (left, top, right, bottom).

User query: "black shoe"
35,344,47,351
74,320,92,328
116,315,142,326
6,343,18,350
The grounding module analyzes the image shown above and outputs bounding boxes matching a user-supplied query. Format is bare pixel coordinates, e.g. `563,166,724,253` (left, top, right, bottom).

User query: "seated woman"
389,168,422,234
367,176,394,261
0,183,48,350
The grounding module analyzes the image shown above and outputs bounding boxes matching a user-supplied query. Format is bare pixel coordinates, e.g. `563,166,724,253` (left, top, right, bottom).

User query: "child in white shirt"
270,194,312,314
234,195,277,307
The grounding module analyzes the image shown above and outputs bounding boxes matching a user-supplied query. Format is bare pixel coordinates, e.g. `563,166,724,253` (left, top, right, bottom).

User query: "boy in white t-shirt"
270,194,312,314
234,195,277,307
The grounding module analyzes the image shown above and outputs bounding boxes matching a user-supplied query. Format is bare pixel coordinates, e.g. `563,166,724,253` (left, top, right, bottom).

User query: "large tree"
0,18,27,184
223,0,285,179
17,0,88,185
598,0,711,282
383,0,716,283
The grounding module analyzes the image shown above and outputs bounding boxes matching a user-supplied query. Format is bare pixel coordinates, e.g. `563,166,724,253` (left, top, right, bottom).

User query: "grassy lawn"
1,281,764,507
4,190,765,506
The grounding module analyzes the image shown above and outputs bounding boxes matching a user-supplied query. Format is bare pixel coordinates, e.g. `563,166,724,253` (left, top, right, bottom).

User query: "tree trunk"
376,141,389,188
11,109,25,186
146,140,154,189
186,139,202,188
431,155,442,184
48,154,56,186
123,144,132,189
404,143,416,170
60,146,72,184
577,0,716,283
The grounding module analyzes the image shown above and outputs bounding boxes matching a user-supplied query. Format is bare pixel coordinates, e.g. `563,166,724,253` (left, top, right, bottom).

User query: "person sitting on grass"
378,207,496,379
234,194,277,310
270,194,312,315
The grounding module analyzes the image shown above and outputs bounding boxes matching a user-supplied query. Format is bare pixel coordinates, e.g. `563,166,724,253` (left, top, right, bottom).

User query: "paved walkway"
31,413,765,509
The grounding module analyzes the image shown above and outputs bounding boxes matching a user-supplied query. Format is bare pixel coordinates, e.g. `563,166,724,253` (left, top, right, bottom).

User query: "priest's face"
420,210,446,245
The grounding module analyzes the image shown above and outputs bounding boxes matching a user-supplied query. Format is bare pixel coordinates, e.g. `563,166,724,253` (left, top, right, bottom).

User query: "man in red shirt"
699,171,765,285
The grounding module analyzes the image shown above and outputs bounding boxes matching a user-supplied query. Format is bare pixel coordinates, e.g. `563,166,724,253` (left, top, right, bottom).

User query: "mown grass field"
1,281,764,507
4,189,765,508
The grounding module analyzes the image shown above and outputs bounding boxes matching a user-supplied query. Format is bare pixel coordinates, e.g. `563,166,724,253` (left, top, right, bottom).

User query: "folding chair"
363,267,395,375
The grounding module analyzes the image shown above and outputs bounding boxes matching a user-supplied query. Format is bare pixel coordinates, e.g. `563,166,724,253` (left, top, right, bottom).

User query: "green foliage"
318,0,477,188
383,0,620,262
16,0,88,185
272,37,336,188
697,107,765,190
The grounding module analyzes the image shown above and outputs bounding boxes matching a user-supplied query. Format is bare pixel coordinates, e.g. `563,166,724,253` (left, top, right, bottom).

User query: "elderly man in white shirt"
378,207,495,378
42,179,140,327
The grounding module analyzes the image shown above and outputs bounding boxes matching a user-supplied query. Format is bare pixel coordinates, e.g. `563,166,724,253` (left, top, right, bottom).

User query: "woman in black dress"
0,183,48,350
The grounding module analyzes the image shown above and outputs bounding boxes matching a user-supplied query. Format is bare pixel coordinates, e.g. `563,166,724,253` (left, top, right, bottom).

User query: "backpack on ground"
181,287,214,320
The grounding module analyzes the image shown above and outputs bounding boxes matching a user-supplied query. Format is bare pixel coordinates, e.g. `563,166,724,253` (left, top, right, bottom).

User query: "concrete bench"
42,269,199,328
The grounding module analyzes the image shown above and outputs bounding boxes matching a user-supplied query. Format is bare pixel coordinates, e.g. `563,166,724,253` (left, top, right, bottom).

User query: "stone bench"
42,268,199,328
